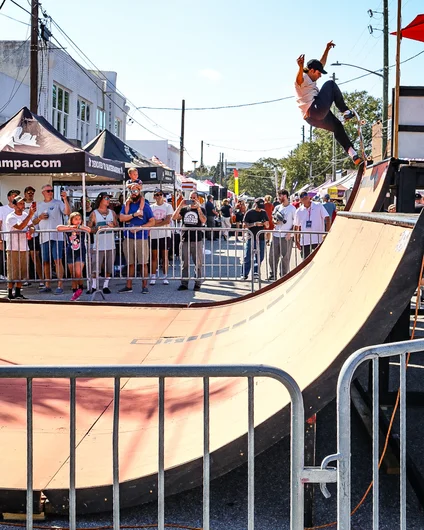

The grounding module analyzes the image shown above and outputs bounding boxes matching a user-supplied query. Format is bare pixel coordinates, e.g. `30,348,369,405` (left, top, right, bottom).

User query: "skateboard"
351,109,373,167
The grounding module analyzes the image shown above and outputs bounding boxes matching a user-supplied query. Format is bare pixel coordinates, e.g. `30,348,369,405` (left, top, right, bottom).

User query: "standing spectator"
23,186,43,286
234,199,247,238
150,190,174,285
322,193,337,225
88,192,119,294
0,189,20,280
415,193,424,213
119,183,155,294
294,191,330,259
205,194,218,240
263,195,275,245
220,199,232,240
4,196,35,299
57,212,91,301
292,194,301,209
241,198,269,279
269,189,297,280
172,191,206,291
34,184,71,294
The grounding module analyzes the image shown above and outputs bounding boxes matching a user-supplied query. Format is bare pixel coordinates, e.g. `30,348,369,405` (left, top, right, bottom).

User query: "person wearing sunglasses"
87,192,118,294
150,190,174,285
34,184,71,294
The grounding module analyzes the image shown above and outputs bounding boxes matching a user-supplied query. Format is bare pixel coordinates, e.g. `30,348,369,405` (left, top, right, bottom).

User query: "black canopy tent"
84,129,175,186
0,107,125,183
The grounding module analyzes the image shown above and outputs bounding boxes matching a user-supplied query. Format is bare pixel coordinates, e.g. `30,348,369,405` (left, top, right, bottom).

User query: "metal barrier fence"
0,339,423,528
0,230,91,290
93,226,256,295
254,229,327,289
0,226,326,295
331,338,424,530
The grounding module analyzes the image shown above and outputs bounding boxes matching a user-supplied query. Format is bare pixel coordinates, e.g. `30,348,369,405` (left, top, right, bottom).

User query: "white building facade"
0,40,129,145
127,139,180,173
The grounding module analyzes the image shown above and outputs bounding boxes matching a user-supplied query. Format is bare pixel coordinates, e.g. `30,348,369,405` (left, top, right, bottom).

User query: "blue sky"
0,0,423,168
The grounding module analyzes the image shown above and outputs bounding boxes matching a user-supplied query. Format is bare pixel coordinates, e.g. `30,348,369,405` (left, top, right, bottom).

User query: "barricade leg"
180,240,190,287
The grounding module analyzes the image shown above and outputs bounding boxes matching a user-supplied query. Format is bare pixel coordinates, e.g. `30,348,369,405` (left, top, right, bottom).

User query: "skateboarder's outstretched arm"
319,40,335,67
295,54,305,86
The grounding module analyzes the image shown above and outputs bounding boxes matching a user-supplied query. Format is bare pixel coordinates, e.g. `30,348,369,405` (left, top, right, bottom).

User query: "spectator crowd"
0,171,337,301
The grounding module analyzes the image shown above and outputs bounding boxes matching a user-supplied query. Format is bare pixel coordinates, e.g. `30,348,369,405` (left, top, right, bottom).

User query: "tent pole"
393,0,402,158
82,173,87,222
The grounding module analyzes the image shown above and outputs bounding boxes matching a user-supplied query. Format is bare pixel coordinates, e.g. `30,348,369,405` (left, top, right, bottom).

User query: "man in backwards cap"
295,41,361,166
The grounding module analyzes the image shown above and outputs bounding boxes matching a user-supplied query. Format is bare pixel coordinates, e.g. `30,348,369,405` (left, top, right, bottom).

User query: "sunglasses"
102,196,111,200
154,193,163,197
44,190,54,193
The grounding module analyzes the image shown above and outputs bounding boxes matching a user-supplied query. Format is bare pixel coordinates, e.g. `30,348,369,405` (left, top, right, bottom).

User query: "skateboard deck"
351,109,373,166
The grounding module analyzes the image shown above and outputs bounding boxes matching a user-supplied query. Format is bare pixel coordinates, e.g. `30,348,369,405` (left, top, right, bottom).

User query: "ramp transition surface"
0,211,422,514
348,158,394,213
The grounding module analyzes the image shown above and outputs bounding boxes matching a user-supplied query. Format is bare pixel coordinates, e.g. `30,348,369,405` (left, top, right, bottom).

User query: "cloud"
199,69,222,82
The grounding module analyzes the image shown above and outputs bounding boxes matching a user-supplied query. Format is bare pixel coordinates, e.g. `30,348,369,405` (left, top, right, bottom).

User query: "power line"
137,96,295,111
0,10,29,24
48,34,171,141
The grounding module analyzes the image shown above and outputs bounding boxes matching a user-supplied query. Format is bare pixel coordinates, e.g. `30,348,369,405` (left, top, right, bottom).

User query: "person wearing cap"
149,189,174,286
88,192,119,294
415,193,424,213
322,193,337,224
119,183,155,294
269,189,296,280
241,198,269,279
295,41,362,166
292,194,300,209
34,184,71,295
0,189,20,280
294,192,330,259
23,186,44,287
4,196,36,299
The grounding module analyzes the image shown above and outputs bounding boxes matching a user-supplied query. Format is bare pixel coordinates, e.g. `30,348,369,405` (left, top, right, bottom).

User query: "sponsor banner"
86,154,124,180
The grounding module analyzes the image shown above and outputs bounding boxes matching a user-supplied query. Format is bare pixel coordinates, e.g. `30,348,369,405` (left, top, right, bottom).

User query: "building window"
77,98,91,144
114,118,121,138
52,83,69,137
96,108,105,135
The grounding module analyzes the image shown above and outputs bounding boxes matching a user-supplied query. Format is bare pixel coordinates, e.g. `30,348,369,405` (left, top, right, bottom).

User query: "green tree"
227,158,280,197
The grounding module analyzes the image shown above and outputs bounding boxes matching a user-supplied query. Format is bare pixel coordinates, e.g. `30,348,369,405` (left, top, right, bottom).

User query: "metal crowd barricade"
255,229,327,289
0,229,91,289
0,363,311,530
92,226,256,296
321,338,424,530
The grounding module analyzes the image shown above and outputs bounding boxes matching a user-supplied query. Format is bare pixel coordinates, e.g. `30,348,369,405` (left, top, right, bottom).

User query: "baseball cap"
306,59,327,75
98,192,112,199
324,193,330,200
415,193,422,200
254,198,265,207
24,186,35,193
7,189,20,197
299,192,308,199
12,195,24,204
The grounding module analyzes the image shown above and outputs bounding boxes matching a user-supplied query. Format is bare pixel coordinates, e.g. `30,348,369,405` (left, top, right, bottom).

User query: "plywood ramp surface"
0,212,421,513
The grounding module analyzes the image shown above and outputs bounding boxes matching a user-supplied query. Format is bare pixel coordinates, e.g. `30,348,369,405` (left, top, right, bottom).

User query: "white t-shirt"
35,199,65,243
5,211,30,251
150,202,174,239
92,209,115,251
294,202,329,246
294,73,319,117
272,203,296,237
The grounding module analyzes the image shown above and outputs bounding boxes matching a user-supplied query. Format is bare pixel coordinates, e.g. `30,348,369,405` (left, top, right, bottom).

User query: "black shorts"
28,236,41,251
151,237,170,252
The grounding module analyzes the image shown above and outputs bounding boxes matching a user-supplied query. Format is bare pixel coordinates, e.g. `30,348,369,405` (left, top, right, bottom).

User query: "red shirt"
264,202,274,230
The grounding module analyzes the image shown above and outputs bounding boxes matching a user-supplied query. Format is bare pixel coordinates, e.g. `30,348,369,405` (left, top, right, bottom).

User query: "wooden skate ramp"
0,211,422,514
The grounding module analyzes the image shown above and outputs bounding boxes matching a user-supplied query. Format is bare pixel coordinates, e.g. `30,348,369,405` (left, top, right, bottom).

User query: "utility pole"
180,99,185,174
332,73,337,182
200,140,204,169
302,125,305,144
393,0,401,158
382,0,389,159
30,0,39,113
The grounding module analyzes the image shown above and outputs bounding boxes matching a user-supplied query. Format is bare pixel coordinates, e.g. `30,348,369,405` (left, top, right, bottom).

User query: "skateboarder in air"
295,41,362,166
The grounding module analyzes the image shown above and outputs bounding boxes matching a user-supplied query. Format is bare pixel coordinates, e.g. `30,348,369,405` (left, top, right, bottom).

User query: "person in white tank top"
87,192,118,294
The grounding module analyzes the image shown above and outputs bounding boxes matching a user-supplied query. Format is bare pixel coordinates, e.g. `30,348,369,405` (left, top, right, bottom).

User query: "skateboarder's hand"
297,54,305,68
326,40,335,49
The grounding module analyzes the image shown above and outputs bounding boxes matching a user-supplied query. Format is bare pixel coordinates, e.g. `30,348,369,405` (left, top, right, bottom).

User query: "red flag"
233,169,239,178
